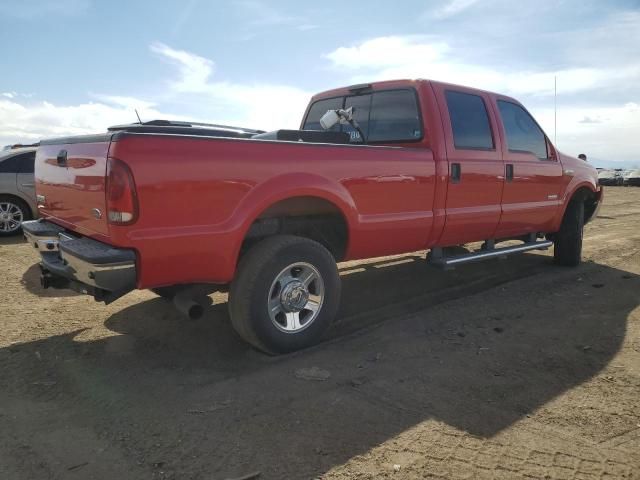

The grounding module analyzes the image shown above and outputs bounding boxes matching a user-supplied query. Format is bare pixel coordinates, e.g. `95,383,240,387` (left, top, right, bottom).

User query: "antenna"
554,75,557,146
135,109,142,124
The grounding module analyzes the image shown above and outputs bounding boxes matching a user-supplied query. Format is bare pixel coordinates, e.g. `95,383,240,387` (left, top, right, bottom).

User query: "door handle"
56,149,67,167
506,164,514,182
20,183,35,187
451,163,461,184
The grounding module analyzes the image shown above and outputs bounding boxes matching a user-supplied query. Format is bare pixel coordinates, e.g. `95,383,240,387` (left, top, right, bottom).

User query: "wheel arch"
553,181,600,231
230,173,358,269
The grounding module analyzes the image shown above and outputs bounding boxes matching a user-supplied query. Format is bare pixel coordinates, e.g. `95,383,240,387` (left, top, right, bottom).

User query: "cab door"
432,85,504,246
492,99,563,238
16,151,36,199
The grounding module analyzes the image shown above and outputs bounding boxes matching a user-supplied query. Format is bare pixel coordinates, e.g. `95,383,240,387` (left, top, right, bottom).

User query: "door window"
0,151,35,173
445,90,494,150
497,100,548,159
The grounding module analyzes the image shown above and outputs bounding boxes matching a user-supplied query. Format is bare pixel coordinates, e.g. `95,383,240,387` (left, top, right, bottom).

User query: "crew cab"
23,79,601,354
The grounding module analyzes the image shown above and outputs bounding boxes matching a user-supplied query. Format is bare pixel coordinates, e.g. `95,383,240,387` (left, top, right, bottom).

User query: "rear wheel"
229,235,341,354
553,198,584,267
0,196,31,237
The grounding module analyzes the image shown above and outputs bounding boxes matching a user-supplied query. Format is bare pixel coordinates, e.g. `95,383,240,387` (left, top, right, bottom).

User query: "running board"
429,240,553,269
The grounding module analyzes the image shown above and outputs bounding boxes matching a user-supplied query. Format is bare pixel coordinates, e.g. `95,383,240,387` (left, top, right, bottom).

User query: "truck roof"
311,78,518,104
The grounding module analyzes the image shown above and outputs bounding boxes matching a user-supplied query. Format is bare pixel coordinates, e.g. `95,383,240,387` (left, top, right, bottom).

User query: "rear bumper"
22,219,137,303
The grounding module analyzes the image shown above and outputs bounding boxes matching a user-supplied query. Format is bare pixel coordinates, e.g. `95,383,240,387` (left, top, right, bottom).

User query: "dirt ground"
1,187,639,480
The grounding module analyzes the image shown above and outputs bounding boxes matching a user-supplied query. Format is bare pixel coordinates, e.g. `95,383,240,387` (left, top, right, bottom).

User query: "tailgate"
36,136,112,237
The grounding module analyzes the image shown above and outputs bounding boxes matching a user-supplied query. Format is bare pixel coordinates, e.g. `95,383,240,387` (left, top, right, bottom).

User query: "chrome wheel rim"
268,262,325,333
0,202,24,233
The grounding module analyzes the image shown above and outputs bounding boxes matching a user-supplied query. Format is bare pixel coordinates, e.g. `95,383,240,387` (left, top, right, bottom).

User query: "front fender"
550,177,599,232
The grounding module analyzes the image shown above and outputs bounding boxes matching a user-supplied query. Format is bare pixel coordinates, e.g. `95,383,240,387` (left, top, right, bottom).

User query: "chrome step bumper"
429,239,553,269
22,220,137,303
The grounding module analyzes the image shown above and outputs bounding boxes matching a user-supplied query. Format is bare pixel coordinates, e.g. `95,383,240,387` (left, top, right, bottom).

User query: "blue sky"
1,0,639,166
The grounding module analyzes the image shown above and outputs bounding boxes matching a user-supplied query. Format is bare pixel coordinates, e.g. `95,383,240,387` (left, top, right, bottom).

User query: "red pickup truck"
23,79,601,354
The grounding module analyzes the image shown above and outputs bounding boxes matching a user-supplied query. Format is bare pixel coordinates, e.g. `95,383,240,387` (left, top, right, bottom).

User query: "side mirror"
578,153,587,161
319,110,341,130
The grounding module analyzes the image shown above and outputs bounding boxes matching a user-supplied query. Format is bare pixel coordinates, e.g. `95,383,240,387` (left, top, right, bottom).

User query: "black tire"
0,195,31,237
553,198,584,267
229,235,341,354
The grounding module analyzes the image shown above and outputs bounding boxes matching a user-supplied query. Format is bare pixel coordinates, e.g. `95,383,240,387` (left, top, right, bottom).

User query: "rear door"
492,99,563,238
36,138,111,238
432,85,504,245
16,151,36,199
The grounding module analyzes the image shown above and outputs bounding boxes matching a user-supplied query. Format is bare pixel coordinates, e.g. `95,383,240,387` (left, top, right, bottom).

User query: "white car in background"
623,169,640,186
597,169,623,186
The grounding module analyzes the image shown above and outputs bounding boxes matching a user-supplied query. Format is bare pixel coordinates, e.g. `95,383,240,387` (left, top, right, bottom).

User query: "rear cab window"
445,90,494,150
303,97,343,131
302,88,422,144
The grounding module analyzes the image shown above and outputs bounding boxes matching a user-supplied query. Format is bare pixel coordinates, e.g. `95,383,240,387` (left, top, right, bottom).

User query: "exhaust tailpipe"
173,291,205,320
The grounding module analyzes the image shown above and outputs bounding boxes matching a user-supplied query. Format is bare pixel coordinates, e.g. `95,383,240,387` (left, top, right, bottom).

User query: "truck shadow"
3,255,637,479
0,234,29,246
21,263,82,297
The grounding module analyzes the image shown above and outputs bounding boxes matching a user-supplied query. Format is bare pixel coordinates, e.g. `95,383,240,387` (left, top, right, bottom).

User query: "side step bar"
429,240,553,269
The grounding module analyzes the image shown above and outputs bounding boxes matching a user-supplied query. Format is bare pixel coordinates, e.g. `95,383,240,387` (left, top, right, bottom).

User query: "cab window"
497,100,548,159
445,90,494,150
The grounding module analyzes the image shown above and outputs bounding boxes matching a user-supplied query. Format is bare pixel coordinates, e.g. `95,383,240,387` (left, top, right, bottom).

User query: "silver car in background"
0,146,38,236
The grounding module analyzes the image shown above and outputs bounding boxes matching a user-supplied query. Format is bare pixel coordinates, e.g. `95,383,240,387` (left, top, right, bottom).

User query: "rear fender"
230,173,358,268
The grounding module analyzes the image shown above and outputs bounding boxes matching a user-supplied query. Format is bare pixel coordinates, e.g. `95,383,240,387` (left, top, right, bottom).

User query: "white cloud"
324,34,640,162
0,98,169,147
150,43,311,130
533,103,640,163
432,0,480,19
325,36,639,97
89,94,157,111
326,36,449,69
0,42,313,147
578,116,602,125
150,42,215,93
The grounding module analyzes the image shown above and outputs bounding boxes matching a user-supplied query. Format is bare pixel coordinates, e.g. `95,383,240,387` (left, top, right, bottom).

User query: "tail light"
106,158,138,225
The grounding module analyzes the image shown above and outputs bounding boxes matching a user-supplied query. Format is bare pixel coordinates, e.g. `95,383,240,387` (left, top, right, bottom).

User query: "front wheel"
553,198,584,267
229,235,341,354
